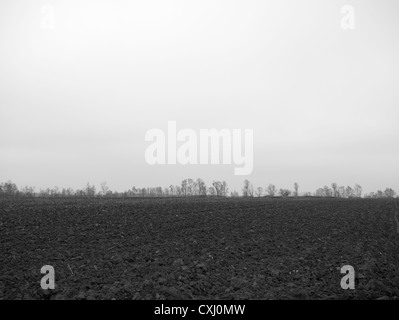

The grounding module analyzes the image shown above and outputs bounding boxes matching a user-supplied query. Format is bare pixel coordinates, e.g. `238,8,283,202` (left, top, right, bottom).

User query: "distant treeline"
0,179,397,199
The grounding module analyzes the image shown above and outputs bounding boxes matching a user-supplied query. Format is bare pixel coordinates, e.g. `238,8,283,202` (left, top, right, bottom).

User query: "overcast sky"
1,0,398,194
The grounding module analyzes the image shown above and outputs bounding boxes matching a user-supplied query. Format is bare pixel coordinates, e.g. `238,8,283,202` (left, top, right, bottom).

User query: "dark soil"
1,197,398,300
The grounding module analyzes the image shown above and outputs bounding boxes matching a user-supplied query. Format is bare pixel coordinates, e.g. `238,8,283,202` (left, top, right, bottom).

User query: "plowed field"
1,197,398,300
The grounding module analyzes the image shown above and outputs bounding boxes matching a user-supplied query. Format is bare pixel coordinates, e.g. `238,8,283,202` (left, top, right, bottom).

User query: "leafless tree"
294,182,299,197
208,186,216,196
324,186,333,197
221,181,229,197
242,180,254,197
213,181,223,196
100,181,109,196
338,186,346,198
266,184,277,197
85,183,96,197
331,183,338,197
354,184,362,198
346,186,354,198
181,179,191,196
196,178,207,196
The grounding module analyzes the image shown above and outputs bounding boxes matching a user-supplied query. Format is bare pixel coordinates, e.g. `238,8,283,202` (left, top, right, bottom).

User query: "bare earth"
1,197,398,300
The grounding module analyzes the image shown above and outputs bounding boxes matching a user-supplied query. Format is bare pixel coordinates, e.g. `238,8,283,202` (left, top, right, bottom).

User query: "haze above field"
1,0,399,193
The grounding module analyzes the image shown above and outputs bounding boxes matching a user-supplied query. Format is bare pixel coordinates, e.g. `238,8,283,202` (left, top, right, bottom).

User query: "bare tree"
221,181,229,197
294,182,299,197
354,184,362,198
100,181,109,196
180,179,195,196
196,178,207,196
255,187,263,197
346,186,354,198
213,181,223,197
242,179,254,197
338,186,346,198
331,183,338,197
266,184,277,197
181,179,187,196
85,183,96,198
188,179,195,196
324,185,333,197
169,185,175,196
207,186,216,196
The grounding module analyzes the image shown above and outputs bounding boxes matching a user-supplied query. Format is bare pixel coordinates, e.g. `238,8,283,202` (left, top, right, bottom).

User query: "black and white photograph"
1,0,399,307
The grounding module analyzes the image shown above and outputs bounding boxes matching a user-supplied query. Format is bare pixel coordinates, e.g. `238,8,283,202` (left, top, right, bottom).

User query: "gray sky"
1,0,399,194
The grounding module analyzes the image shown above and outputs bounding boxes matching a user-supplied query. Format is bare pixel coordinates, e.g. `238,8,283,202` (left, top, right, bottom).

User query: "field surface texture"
1,197,399,300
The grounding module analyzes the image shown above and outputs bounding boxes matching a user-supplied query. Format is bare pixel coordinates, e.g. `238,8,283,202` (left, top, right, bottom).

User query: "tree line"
242,180,397,199
0,179,228,198
0,180,397,199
